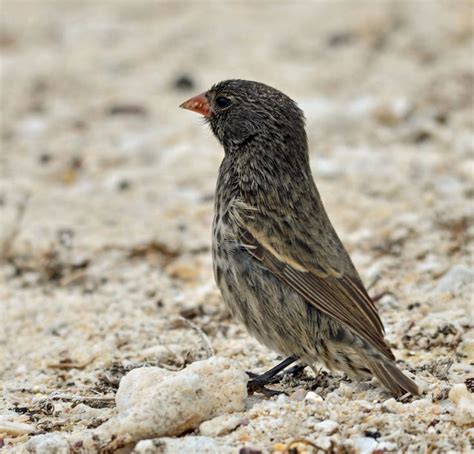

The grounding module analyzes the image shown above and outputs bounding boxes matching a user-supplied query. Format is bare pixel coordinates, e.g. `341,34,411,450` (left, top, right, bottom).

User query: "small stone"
117,179,131,191
313,157,342,179
382,398,401,413
314,419,339,434
316,437,332,451
239,448,263,454
336,382,354,397
134,436,218,454
289,388,307,401
377,441,398,451
276,394,289,405
137,344,181,362
355,400,374,411
106,104,148,116
377,293,398,309
327,31,355,47
435,176,463,195
199,414,243,437
449,384,474,425
373,98,412,125
435,265,473,294
165,258,201,282
0,416,35,435
25,434,69,453
38,152,52,164
353,436,378,454
304,391,323,403
114,357,247,441
173,74,195,91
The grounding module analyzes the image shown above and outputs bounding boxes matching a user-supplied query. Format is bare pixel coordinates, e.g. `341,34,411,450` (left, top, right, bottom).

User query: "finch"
180,79,419,397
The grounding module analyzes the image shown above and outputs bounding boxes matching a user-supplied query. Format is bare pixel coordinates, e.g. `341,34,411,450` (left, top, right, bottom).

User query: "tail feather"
363,354,420,396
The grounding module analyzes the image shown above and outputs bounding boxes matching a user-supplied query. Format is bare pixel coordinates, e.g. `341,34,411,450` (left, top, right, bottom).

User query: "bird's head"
180,79,307,155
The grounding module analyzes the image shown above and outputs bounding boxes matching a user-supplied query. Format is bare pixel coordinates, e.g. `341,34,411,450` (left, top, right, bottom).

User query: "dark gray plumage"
180,79,419,397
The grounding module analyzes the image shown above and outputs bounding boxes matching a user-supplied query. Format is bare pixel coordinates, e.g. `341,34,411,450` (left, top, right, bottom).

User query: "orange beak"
179,92,212,118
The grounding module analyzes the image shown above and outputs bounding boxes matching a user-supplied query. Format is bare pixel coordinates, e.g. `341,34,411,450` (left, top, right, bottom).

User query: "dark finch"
180,80,419,397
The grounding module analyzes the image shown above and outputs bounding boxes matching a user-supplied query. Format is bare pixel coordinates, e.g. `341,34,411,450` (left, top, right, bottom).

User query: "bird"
180,79,419,397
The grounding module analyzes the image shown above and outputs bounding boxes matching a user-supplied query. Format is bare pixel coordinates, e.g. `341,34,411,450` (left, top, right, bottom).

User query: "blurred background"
1,0,472,450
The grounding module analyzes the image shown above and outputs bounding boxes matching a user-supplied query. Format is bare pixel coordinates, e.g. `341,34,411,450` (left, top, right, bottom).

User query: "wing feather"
241,228,394,361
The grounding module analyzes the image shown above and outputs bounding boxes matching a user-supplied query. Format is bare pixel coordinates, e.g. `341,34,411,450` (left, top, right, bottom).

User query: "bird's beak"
179,92,212,118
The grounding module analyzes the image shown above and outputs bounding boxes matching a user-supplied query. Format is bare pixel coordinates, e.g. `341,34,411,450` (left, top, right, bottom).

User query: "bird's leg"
247,356,301,395
271,363,307,382
247,356,297,383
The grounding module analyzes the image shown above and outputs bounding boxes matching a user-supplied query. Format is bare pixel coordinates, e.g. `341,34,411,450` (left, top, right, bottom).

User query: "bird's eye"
215,96,232,109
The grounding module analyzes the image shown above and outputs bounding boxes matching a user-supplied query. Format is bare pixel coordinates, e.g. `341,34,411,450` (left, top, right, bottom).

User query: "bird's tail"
363,354,420,397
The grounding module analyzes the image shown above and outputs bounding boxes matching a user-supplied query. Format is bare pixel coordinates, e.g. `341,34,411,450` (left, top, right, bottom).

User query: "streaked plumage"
180,79,419,396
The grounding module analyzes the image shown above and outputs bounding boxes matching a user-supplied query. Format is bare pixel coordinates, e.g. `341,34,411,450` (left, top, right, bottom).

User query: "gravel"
1,1,473,453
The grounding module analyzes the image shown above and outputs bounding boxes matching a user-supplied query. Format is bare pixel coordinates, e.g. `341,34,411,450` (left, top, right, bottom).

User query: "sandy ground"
1,1,473,453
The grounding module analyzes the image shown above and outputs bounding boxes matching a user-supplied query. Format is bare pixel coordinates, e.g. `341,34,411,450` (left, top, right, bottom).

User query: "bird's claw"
247,379,283,396
246,363,307,396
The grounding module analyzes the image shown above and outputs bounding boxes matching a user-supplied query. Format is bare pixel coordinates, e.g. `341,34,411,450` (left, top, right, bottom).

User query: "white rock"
304,391,323,403
377,294,399,309
18,116,46,137
115,357,247,441
313,157,342,179
199,414,243,437
276,393,289,405
0,416,35,435
355,400,374,411
316,437,333,451
353,436,378,454
435,176,463,195
133,436,220,454
25,433,69,453
377,441,398,451
348,96,377,118
449,384,474,425
382,398,402,413
314,419,339,434
289,388,307,401
336,382,354,397
435,265,474,293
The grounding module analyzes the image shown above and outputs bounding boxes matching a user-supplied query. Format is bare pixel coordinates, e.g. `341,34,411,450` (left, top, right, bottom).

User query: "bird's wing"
239,227,394,361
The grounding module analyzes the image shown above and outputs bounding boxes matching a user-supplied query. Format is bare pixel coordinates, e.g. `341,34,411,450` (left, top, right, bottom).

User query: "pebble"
134,436,219,454
0,417,35,436
382,398,402,413
276,394,289,405
449,384,474,425
353,436,378,454
377,441,398,451
435,176,464,195
304,391,323,403
355,400,374,411
314,419,339,434
435,265,474,294
372,98,412,125
173,74,195,91
313,157,343,179
289,388,307,401
114,357,247,441
199,414,243,437
377,293,399,309
25,434,69,453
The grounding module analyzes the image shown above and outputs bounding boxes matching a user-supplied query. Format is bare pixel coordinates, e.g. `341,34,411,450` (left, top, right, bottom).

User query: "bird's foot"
273,363,307,382
247,379,282,397
246,361,307,396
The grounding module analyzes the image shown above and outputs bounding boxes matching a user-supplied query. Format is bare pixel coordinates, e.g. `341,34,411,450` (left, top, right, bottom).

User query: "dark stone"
327,31,355,47
173,74,195,91
39,153,52,164
106,104,148,116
